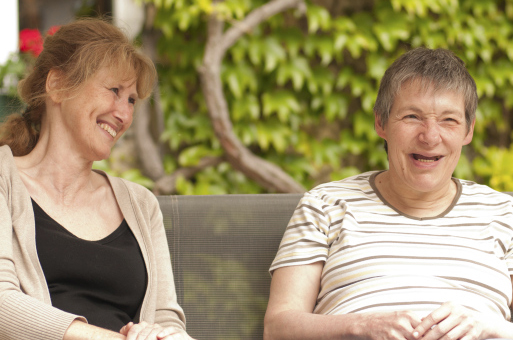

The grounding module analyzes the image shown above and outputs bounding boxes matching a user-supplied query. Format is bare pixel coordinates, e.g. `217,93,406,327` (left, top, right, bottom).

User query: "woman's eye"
129,97,136,105
110,88,119,95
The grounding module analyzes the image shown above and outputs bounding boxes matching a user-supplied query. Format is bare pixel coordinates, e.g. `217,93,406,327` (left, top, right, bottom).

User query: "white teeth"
417,156,441,163
98,123,117,138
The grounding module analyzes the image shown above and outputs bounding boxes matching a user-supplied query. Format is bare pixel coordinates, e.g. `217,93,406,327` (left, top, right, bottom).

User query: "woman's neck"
14,139,99,205
374,170,457,218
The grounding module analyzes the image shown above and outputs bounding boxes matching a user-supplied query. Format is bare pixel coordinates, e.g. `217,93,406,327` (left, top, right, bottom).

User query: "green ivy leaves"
142,0,513,194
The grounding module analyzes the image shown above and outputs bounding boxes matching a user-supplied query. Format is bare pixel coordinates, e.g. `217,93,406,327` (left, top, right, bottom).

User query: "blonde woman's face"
57,67,138,161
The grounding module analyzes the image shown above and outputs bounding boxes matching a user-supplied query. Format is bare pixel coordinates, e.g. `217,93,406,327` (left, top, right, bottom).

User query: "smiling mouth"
98,123,117,138
412,154,442,163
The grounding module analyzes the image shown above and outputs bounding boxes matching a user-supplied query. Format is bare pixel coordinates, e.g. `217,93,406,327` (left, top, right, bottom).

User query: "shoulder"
456,177,513,204
0,145,13,159
94,170,159,209
292,171,380,220
112,175,154,197
305,171,379,203
0,145,15,175
0,145,21,190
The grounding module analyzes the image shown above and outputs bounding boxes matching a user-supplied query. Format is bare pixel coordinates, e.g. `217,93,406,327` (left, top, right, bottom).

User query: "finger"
120,322,134,335
422,323,451,340
413,305,453,338
126,322,151,340
160,334,187,340
421,313,467,340
138,326,162,340
157,327,182,339
125,323,143,340
441,314,482,340
409,314,423,329
441,322,473,340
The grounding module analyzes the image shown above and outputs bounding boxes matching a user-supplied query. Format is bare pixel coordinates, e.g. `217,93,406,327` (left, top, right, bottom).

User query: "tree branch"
220,0,306,58
133,5,165,181
199,0,306,193
134,98,165,180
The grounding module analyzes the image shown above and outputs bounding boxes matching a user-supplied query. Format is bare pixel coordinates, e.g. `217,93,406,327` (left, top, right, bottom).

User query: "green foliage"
142,0,513,193
0,54,27,97
93,160,155,189
473,145,513,192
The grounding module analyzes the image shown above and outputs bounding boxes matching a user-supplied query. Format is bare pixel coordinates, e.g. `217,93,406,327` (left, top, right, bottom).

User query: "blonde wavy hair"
0,18,156,156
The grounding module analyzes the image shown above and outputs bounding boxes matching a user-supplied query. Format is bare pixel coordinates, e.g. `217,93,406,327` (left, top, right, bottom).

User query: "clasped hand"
411,302,494,340
362,302,497,340
120,321,196,340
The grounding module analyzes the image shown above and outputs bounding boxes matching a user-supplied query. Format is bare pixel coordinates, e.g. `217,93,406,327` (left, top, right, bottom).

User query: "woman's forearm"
63,320,125,340
264,309,424,340
264,310,364,340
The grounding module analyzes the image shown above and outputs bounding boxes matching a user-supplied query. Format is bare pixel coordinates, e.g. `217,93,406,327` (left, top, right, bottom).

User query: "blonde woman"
0,19,193,340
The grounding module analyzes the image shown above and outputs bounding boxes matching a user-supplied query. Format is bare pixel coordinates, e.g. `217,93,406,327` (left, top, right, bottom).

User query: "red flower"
19,28,43,57
46,26,60,36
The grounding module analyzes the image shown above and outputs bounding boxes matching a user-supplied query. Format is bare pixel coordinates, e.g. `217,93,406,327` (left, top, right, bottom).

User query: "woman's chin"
404,175,452,195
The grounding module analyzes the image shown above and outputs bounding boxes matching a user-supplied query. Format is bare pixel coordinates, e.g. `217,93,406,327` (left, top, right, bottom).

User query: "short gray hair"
374,47,477,131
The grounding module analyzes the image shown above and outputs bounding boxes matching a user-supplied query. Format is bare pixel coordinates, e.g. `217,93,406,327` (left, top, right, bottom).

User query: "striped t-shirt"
270,171,513,320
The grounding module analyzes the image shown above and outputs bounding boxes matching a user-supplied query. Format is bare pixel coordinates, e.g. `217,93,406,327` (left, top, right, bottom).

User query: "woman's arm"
63,320,125,340
0,181,89,340
264,263,422,340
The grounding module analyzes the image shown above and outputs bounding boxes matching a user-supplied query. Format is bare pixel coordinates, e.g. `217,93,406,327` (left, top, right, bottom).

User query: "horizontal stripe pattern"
270,171,513,320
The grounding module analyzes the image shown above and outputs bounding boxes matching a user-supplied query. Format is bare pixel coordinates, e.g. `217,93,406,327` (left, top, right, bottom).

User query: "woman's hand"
120,321,195,340
412,302,497,340
356,311,423,340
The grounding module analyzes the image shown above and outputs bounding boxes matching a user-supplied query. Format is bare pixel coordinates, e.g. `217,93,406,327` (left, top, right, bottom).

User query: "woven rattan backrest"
158,194,302,340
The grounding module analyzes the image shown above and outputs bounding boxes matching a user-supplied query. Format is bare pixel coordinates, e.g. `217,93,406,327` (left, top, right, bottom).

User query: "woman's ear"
463,119,476,146
46,69,63,103
375,112,387,139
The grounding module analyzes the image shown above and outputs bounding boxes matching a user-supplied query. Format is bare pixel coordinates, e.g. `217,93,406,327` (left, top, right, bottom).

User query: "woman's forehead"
95,65,137,86
399,77,464,98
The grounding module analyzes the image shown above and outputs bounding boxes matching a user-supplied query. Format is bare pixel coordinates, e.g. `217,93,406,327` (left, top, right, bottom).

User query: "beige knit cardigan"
0,145,185,340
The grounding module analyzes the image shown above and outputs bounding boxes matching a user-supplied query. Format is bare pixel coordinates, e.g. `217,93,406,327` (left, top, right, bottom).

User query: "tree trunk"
199,0,306,193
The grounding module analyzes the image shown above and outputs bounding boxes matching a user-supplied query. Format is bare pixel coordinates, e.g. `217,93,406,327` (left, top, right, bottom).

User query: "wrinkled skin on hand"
412,302,496,340
356,311,423,340
120,321,196,340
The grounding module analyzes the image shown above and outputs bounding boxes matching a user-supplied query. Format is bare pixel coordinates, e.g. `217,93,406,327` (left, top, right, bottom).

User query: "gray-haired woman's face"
375,81,474,194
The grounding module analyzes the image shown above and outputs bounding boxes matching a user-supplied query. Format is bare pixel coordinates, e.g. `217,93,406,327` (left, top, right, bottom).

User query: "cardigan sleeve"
0,159,85,340
146,192,186,330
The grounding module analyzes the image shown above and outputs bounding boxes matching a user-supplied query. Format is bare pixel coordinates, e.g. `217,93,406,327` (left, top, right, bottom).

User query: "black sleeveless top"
33,199,148,332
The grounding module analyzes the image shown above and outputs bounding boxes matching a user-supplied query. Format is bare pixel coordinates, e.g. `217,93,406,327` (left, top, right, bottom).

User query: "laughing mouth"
98,123,117,138
412,154,442,163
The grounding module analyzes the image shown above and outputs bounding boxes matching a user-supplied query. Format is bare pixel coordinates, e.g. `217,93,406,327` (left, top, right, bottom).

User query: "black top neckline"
31,198,127,244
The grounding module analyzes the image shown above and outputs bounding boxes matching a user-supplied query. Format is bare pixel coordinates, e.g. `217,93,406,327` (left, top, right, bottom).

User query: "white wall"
0,0,19,65
113,0,145,41
0,0,145,67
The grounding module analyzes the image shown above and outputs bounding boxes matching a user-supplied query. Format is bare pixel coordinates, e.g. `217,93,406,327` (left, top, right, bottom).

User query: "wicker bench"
158,194,302,340
158,192,513,340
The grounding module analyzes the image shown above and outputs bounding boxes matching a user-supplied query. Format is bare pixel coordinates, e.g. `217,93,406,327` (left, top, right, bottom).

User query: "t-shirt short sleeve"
505,234,513,276
270,192,333,274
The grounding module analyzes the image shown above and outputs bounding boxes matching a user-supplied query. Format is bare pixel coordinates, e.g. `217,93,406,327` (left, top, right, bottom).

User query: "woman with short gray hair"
264,47,513,340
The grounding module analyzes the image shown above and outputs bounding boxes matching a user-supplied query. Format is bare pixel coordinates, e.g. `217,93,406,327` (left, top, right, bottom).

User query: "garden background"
2,0,513,195
2,1,513,339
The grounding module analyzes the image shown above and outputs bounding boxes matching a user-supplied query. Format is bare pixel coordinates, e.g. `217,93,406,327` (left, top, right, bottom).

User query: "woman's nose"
114,98,134,124
419,120,441,146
